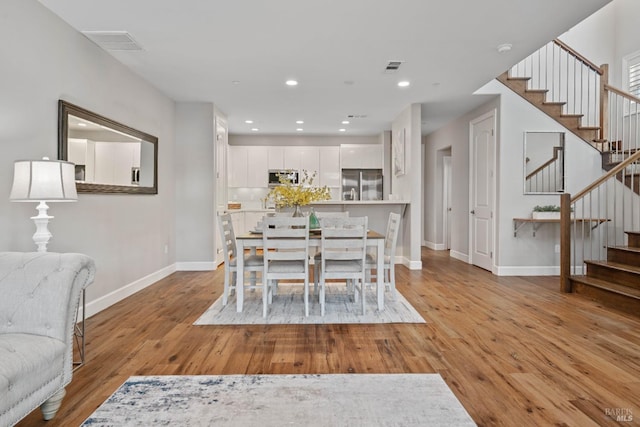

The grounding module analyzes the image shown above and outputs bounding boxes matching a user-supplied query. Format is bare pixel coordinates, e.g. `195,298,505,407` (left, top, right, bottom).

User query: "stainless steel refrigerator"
341,169,383,201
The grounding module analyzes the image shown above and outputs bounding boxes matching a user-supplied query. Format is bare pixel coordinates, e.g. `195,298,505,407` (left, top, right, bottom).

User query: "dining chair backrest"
384,212,401,259
218,213,237,264
319,216,368,265
315,211,349,219
262,216,310,264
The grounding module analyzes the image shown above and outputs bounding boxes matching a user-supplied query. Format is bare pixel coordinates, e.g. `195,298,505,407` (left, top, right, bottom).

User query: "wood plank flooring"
17,248,640,426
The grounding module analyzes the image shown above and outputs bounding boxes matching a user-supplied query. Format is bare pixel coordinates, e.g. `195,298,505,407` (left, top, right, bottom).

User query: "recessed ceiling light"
497,43,512,53
245,120,253,124
251,128,259,132
296,120,304,124
398,81,410,88
339,128,346,132
285,80,298,86
341,120,350,125
296,128,304,132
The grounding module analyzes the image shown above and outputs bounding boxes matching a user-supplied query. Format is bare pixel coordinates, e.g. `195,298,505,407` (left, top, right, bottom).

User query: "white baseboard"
401,257,422,270
495,266,560,276
450,250,469,263
83,264,176,319
424,241,446,250
176,262,218,271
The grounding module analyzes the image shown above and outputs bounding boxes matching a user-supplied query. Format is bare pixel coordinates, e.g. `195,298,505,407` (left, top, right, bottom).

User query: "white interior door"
443,156,452,250
470,113,495,271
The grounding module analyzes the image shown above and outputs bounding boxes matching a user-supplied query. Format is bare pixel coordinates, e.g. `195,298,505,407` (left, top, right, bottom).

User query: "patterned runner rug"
194,283,426,325
82,374,476,426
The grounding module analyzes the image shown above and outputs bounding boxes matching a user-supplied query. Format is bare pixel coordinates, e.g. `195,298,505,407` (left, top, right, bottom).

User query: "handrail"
525,146,562,180
553,39,603,75
604,83,640,104
571,149,640,202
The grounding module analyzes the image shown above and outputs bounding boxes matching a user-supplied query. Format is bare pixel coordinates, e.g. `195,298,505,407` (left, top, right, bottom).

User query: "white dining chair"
315,216,368,316
261,216,311,317
365,212,400,297
218,213,264,306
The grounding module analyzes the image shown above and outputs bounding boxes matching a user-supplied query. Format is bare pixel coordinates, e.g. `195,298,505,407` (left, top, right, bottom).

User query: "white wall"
0,0,176,315
423,97,499,260
174,103,216,270
559,0,640,89
391,104,422,269
476,80,603,275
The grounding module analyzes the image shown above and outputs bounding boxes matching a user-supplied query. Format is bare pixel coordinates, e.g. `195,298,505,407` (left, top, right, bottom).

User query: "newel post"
560,193,572,293
599,64,609,142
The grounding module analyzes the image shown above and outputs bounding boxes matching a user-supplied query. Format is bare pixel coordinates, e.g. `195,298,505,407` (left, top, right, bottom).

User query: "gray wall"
174,103,216,266
0,0,176,311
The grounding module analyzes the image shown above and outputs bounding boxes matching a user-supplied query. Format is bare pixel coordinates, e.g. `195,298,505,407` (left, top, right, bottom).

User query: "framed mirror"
58,100,158,194
524,131,565,194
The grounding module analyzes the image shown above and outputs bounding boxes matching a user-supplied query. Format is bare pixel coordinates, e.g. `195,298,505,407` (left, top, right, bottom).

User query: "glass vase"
309,207,320,230
292,204,304,218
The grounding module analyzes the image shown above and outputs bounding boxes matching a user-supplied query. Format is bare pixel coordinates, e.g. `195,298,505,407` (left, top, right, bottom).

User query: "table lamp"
10,157,77,252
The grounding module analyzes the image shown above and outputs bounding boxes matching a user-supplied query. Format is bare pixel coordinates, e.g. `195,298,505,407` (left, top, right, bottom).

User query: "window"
624,51,640,97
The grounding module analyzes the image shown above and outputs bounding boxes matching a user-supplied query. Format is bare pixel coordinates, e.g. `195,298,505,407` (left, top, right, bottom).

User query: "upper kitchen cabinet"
228,145,247,187
267,146,285,169
229,145,269,187
340,144,383,169
247,146,268,187
319,146,340,187
284,146,319,176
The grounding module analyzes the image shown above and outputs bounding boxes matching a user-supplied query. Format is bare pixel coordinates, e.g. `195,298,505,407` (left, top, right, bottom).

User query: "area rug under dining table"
81,374,476,426
194,283,426,325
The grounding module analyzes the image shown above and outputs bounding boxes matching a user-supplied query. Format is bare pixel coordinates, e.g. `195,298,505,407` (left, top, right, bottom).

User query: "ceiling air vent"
81,31,143,51
347,114,368,119
384,60,404,73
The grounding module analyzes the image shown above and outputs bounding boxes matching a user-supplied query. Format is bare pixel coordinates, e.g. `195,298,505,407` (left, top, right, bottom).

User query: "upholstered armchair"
0,252,95,425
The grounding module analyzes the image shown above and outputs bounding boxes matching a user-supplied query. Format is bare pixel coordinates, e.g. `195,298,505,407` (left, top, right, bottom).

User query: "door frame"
443,155,452,250
468,109,497,272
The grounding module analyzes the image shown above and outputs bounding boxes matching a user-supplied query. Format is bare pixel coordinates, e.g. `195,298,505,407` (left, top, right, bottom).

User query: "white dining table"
234,230,386,313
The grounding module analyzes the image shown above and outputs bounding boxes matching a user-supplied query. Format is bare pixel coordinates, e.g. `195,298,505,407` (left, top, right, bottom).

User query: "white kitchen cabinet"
267,146,285,169
319,146,340,187
284,146,319,178
247,146,268,187
228,145,248,187
340,144,383,169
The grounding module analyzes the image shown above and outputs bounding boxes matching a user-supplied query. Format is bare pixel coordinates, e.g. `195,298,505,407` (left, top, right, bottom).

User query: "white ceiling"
38,0,610,136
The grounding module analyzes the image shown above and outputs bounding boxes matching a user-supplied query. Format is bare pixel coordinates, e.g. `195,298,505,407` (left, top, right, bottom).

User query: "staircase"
570,231,640,317
498,39,640,317
496,72,602,145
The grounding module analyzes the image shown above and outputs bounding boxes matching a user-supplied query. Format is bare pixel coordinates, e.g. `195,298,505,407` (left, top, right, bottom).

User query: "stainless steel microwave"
268,170,298,187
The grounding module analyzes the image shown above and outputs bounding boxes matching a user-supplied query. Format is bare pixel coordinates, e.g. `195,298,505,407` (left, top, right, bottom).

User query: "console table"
513,217,609,237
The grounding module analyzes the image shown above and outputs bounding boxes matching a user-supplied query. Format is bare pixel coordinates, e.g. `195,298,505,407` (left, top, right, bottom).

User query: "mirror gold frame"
58,100,158,194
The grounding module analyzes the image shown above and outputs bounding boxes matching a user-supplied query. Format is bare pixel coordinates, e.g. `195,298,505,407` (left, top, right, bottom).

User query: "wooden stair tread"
571,275,640,299
584,259,640,274
543,101,566,106
505,76,530,82
610,245,640,254
526,89,548,94
563,114,584,119
578,126,600,130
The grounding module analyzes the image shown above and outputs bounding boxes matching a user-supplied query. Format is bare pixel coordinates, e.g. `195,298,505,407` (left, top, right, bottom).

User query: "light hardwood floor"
17,248,640,426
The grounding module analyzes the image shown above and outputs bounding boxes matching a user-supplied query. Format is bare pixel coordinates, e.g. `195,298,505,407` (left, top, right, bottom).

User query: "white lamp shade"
10,159,78,202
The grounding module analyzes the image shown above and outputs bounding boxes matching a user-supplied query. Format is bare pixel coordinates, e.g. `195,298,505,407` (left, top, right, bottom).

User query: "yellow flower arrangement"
267,170,331,209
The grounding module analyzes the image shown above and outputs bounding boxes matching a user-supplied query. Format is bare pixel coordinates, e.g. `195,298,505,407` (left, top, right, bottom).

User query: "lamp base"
31,201,53,252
